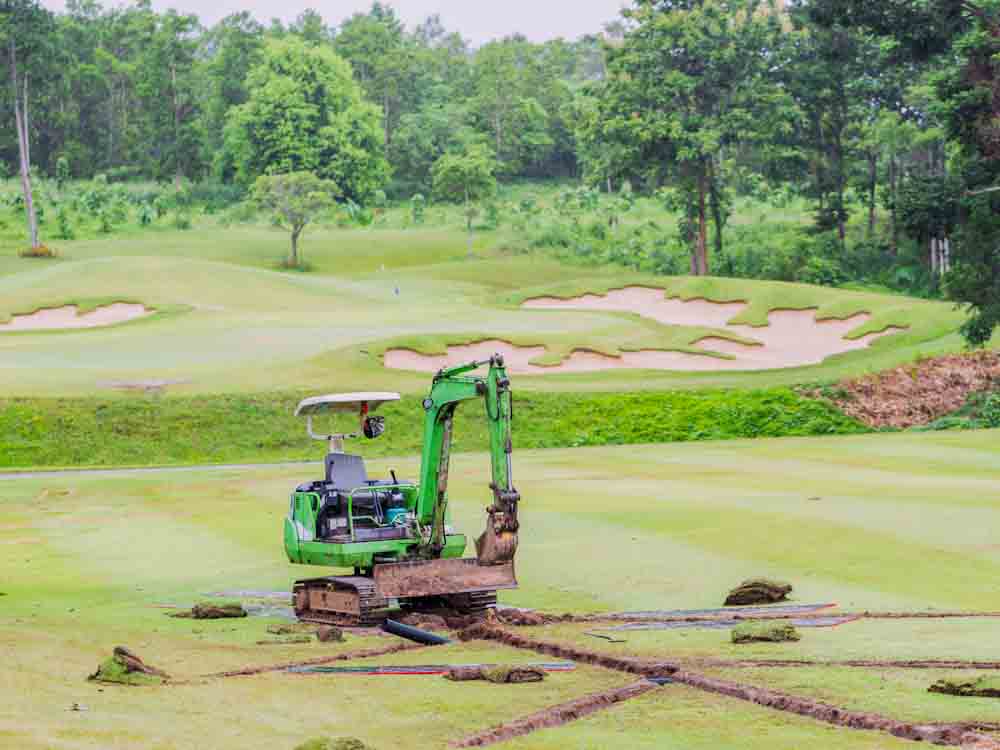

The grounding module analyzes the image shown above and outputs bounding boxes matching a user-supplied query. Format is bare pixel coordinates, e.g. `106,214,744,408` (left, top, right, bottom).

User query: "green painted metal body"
284,357,514,570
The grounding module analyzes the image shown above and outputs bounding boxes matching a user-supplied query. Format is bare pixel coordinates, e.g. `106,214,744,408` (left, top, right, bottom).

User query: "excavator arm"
414,355,520,565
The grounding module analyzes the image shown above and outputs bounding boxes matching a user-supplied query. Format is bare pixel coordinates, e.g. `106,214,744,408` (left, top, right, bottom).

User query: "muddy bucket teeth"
374,558,517,600
475,525,518,566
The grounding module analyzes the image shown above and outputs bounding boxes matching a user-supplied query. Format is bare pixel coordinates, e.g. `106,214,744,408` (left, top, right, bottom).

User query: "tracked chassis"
293,575,499,626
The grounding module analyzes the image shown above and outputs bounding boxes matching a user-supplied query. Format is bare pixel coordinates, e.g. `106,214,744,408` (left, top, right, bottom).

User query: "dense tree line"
1,0,997,341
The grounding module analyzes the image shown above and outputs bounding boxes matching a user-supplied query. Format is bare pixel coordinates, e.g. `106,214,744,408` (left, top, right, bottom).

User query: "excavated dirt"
171,602,247,619
671,670,1000,748
206,641,428,678
449,680,662,747
458,623,1000,749
814,351,1000,428
457,623,678,679
0,303,152,331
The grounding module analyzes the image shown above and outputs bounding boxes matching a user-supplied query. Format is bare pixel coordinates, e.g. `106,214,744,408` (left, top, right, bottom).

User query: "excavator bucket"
373,558,517,600
475,522,519,566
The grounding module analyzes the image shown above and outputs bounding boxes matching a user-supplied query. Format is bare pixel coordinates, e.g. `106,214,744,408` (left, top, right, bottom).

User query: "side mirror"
363,416,385,439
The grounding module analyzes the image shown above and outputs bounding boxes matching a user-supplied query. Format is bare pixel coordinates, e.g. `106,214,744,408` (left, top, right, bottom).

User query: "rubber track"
294,576,391,627
449,680,661,748
458,624,1000,749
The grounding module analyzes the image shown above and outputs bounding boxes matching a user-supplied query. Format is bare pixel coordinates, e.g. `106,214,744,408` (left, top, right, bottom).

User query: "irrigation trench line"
449,623,1000,749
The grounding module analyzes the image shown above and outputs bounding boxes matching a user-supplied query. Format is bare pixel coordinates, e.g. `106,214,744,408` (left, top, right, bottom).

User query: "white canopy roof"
295,392,401,417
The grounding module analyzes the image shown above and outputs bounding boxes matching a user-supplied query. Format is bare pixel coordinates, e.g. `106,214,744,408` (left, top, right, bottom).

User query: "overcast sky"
40,0,629,45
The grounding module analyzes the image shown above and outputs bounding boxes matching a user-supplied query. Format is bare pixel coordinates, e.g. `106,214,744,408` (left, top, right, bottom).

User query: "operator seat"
325,452,369,490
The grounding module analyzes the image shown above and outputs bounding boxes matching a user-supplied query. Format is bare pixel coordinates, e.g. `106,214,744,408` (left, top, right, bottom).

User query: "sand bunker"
384,286,905,374
0,303,151,331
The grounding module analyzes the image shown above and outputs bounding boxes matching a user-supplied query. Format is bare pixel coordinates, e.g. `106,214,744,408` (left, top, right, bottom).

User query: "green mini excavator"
284,354,521,625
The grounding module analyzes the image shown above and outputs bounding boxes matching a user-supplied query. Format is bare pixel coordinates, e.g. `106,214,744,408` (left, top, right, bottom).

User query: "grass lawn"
0,222,976,397
1,430,998,748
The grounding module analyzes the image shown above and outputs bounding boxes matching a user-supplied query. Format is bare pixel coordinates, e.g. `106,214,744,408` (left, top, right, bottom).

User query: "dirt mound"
316,626,344,643
171,601,247,619
930,676,1000,698
816,351,1000,428
398,612,451,630
725,579,793,606
732,621,801,644
88,646,168,686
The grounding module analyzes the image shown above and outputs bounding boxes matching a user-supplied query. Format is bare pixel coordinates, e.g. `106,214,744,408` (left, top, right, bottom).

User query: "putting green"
1,430,998,748
0,225,971,396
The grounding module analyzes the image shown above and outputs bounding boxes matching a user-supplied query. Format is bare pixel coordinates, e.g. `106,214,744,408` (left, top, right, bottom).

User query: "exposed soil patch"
814,351,1000,428
449,680,662,747
0,303,152,331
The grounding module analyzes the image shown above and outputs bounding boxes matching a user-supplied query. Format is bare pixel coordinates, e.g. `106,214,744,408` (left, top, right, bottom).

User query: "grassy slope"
0,222,975,397
0,388,865,469
1,431,998,748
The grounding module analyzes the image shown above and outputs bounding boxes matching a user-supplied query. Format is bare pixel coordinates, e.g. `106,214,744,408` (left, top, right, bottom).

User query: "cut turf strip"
449,680,663,748
458,624,1000,749
205,641,429,678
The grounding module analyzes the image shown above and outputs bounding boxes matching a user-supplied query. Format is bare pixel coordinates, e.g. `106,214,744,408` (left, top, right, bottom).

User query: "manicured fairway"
1,430,998,748
0,225,972,396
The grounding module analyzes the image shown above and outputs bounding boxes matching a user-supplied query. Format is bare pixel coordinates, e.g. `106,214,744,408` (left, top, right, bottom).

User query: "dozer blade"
374,558,517,600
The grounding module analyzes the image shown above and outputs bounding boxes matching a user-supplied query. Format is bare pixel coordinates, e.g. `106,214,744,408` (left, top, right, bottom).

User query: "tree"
224,36,389,202
810,0,1000,343
202,12,264,178
470,40,554,175
1,0,53,250
431,144,498,252
594,0,791,274
251,171,339,268
135,9,203,184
